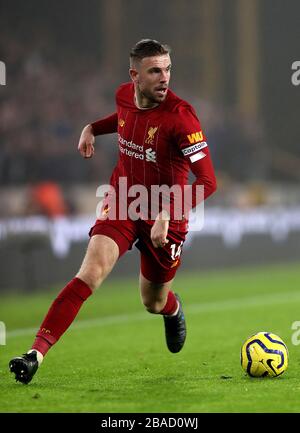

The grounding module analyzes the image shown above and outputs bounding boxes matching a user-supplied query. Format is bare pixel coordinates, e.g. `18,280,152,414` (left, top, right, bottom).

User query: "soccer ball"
241,331,288,377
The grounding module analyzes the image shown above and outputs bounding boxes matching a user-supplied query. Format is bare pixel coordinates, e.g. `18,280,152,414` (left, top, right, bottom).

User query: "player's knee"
142,299,165,314
76,264,106,292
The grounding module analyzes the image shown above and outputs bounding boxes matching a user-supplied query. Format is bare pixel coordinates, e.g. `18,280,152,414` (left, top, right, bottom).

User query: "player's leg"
34,234,119,353
9,234,119,384
136,220,187,353
76,234,119,290
139,271,186,353
139,273,175,313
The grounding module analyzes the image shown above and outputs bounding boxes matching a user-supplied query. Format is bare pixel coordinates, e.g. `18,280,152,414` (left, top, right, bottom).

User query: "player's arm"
150,209,170,248
175,105,217,211
78,112,118,159
185,146,217,210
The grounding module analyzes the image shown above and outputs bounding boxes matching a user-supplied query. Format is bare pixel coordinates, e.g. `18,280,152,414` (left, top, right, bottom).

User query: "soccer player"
9,39,217,384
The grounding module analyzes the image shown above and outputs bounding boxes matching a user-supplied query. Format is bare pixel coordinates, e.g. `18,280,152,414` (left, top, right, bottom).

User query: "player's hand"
151,210,170,248
78,124,95,158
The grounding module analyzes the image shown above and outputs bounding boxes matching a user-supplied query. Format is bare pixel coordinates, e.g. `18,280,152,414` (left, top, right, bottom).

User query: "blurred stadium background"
0,0,299,293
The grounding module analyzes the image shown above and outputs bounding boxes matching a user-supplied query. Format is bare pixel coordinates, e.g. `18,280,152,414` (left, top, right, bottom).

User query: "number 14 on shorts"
170,241,183,261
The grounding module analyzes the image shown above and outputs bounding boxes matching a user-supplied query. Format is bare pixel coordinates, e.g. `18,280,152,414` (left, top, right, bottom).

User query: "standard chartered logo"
118,134,143,152
145,148,156,163
118,134,144,160
118,134,157,163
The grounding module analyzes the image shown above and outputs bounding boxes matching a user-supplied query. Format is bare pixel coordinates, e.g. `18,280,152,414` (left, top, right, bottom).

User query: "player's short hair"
130,39,171,66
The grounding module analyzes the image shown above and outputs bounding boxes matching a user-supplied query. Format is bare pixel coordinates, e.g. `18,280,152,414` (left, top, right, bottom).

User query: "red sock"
160,291,178,316
31,277,92,356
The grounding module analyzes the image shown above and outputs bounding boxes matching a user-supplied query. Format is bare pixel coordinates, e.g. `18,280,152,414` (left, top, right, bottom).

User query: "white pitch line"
5,290,300,339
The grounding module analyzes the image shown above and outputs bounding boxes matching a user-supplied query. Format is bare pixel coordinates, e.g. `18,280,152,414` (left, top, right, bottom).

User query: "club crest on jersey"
187,131,204,144
145,126,158,144
119,118,125,127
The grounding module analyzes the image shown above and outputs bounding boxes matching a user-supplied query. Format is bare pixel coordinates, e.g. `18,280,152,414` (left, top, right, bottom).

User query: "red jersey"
91,82,216,227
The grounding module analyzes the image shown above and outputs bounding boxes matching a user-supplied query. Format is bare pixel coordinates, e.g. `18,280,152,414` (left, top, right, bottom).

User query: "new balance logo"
187,131,204,144
145,148,156,163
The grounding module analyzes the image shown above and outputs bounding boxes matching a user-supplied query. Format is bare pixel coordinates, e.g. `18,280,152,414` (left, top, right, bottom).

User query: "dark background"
0,0,299,291
1,0,299,186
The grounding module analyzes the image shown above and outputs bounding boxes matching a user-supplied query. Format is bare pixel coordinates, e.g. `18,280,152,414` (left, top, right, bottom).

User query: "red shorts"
89,218,187,283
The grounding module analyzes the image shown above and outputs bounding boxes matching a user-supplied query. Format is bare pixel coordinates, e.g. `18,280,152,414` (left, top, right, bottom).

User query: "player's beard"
140,86,168,105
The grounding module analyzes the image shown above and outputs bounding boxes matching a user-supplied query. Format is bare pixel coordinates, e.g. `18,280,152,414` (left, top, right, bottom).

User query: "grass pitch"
1,262,300,413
